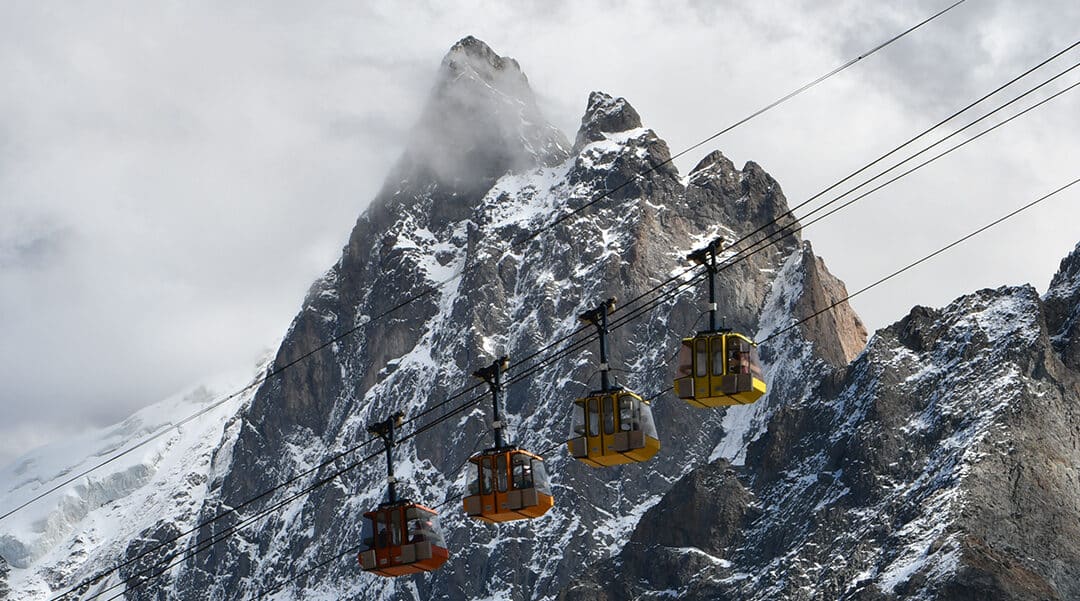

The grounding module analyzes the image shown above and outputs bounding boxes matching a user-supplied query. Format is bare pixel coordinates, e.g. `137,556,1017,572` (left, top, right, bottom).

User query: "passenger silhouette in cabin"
375,523,390,548
513,458,533,490
410,519,431,543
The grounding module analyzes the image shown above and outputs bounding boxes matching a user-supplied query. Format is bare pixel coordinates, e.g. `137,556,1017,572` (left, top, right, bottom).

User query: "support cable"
86,168,1073,598
0,0,974,525
50,59,1080,600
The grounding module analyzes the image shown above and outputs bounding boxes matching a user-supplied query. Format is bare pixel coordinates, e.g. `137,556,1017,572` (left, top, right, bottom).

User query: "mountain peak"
1044,241,1080,368
382,37,569,220
573,91,644,153
441,36,523,82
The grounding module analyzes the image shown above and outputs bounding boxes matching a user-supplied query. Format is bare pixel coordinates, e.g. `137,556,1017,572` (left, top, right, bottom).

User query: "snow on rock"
565,278,1080,600
160,37,805,600
9,35,1076,601
0,362,264,598
1043,241,1080,369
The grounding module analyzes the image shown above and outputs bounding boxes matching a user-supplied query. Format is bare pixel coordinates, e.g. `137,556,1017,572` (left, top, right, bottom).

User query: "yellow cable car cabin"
674,331,766,407
568,390,660,467
463,448,554,523
358,501,450,577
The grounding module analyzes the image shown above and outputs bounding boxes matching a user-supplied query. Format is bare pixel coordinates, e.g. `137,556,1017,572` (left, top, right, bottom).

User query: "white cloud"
1,0,1078,464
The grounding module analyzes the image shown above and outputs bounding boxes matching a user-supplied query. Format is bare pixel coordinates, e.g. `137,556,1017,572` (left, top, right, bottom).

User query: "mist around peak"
388,36,570,203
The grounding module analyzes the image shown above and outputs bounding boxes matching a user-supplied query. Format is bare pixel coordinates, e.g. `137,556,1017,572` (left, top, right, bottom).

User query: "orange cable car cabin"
463,357,554,523
673,237,767,408
357,413,450,577
567,299,660,467
464,448,553,522
359,502,449,577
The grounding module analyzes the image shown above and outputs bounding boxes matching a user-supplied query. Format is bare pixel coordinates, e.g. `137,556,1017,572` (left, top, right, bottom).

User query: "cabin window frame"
572,401,586,436
602,395,615,435
496,453,509,493
532,458,551,495
618,394,639,431
712,336,724,376
676,342,693,377
618,395,634,431
389,507,403,546
695,338,708,377
512,453,533,490
480,456,494,495
587,397,600,436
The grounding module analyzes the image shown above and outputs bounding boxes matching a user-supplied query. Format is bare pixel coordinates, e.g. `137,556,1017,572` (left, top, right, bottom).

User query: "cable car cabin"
674,332,766,407
358,502,449,577
463,448,554,523
568,390,660,467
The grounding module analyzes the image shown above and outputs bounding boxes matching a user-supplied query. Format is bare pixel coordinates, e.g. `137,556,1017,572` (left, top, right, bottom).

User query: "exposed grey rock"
1044,242,1080,369
558,461,753,601
388,35,570,226
0,555,9,600
562,278,1080,601
13,36,1075,601
790,242,868,367
148,36,839,601
572,92,643,153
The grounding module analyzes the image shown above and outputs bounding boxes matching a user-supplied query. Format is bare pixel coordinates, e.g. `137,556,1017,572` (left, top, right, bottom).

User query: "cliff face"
560,253,1080,601
7,35,1075,601
1045,243,1080,370
158,37,862,601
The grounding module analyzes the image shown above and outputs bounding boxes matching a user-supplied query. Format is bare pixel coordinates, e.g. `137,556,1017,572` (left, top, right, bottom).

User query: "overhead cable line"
84,168,1077,598
82,55,1080,601
75,318,619,600
758,176,1080,345
721,66,1080,280
253,546,367,600
245,171,1078,597
77,275,704,601
374,49,1080,449
345,7,1020,442
619,38,1080,327
282,49,1080,523
579,38,1080,352
0,380,259,524
514,0,969,245
621,52,1080,331
723,53,1080,267
720,36,1080,259
85,395,487,601
49,42,1080,600
54,324,603,600
617,58,1080,335
4,0,966,526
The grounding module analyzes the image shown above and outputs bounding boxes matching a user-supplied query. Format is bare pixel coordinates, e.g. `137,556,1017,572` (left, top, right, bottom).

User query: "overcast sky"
1,0,1078,466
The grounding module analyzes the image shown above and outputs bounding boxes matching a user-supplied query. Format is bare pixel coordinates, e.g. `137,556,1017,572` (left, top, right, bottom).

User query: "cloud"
1,0,1078,464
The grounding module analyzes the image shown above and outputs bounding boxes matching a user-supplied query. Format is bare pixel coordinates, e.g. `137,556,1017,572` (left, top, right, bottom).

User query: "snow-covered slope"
4,36,1074,601
562,251,1080,600
0,365,263,599
149,38,862,601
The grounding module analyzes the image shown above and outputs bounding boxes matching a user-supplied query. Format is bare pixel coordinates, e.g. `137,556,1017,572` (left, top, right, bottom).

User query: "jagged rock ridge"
6,35,1073,601
164,35,857,601
561,259,1080,599
71,36,857,601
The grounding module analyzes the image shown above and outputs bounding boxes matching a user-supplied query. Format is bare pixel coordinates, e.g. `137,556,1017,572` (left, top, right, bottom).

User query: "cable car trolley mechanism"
463,357,554,523
673,237,766,407
569,298,660,467
358,412,450,577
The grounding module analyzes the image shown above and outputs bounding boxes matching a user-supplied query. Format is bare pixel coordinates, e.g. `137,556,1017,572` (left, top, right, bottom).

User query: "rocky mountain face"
0,371,261,600
561,245,1080,601
158,36,862,601
0,36,1075,601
